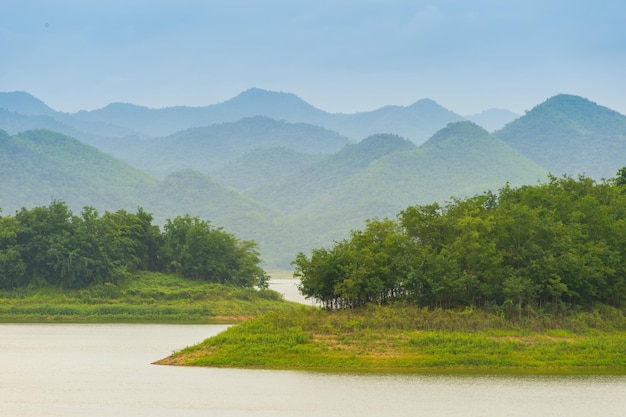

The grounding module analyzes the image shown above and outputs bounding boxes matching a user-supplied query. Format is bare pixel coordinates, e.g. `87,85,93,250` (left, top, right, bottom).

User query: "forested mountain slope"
0,129,155,213
291,122,547,223
245,134,416,212
495,94,626,179
212,147,325,193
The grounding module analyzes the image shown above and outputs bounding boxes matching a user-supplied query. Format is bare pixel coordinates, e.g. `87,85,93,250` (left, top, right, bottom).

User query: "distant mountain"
144,169,278,226
0,129,156,213
212,88,329,124
142,169,303,267
326,99,465,145
299,121,547,220
212,147,325,193
0,108,73,135
465,108,520,131
246,134,417,212
495,94,626,179
69,88,330,139
227,123,546,260
116,116,351,178
0,91,56,116
1,89,468,146
0,92,140,150
5,92,625,269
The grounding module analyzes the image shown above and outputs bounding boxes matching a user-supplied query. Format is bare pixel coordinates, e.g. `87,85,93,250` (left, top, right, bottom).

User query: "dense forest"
0,201,268,290
294,170,626,314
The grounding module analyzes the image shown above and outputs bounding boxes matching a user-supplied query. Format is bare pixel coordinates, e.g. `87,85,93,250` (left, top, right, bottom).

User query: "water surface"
2,323,625,416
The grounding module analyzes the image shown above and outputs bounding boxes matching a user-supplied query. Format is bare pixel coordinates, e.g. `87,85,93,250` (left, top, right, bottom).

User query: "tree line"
294,171,626,312
0,201,268,290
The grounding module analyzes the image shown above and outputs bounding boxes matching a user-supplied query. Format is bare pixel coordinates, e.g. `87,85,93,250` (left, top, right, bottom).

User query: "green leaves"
162,215,268,288
295,171,626,311
0,202,268,290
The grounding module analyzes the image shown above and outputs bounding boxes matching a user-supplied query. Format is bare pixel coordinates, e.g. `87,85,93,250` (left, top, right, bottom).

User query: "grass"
0,272,294,323
156,303,626,373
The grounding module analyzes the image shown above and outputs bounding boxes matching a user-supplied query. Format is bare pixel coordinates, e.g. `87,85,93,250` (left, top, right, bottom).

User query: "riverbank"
157,304,626,372
0,272,294,323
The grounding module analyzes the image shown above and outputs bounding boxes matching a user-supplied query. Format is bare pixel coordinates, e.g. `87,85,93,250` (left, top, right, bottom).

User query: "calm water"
2,323,626,417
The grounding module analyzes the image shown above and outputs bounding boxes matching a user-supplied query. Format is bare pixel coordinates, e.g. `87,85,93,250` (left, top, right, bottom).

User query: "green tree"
0,215,27,289
162,215,267,288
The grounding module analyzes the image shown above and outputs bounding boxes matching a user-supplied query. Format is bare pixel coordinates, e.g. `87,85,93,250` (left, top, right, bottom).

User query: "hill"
141,169,305,267
115,116,351,178
0,129,305,267
495,94,626,179
0,129,156,213
326,99,464,145
246,134,417,212
309,122,545,222
212,147,325,193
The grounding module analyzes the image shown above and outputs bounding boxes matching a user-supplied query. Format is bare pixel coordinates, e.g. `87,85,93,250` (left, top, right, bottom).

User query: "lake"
2,322,626,417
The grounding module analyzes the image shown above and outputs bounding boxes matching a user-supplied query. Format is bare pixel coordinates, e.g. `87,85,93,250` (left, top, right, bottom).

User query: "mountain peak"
496,94,626,179
0,91,56,116
228,88,312,107
423,121,491,148
215,88,327,122
528,94,624,120
359,133,416,152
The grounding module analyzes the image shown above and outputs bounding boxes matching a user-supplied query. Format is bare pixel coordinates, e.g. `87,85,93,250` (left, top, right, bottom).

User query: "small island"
156,304,626,371
159,174,626,372
0,202,292,322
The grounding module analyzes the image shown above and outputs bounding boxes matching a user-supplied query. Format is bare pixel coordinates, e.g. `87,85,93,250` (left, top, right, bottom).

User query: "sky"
1,0,625,115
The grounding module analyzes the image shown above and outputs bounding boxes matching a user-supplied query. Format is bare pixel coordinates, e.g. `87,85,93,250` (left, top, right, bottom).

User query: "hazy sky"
2,1,625,115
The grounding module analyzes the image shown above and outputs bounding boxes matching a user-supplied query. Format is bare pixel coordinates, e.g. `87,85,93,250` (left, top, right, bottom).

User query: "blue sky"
2,1,625,115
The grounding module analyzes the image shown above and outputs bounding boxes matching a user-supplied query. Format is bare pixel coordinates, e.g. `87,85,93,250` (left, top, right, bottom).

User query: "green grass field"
158,304,626,372
0,272,294,323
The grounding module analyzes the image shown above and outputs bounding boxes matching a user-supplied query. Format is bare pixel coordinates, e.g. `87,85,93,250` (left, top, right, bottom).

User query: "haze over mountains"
1,89,625,267
0,88,511,145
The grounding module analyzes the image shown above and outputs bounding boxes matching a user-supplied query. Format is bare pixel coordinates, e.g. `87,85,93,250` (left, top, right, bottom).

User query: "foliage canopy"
0,201,268,290
294,171,626,312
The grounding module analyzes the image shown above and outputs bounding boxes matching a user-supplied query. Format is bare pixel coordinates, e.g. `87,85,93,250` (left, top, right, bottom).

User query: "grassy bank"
157,304,626,372
0,272,293,323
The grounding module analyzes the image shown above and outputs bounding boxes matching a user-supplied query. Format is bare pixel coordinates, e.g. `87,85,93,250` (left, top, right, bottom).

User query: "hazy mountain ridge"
0,89,468,145
0,91,56,116
114,116,351,178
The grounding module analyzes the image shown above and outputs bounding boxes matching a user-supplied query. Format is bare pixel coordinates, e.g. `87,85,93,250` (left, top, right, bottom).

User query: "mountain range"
0,88,516,145
1,90,625,267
